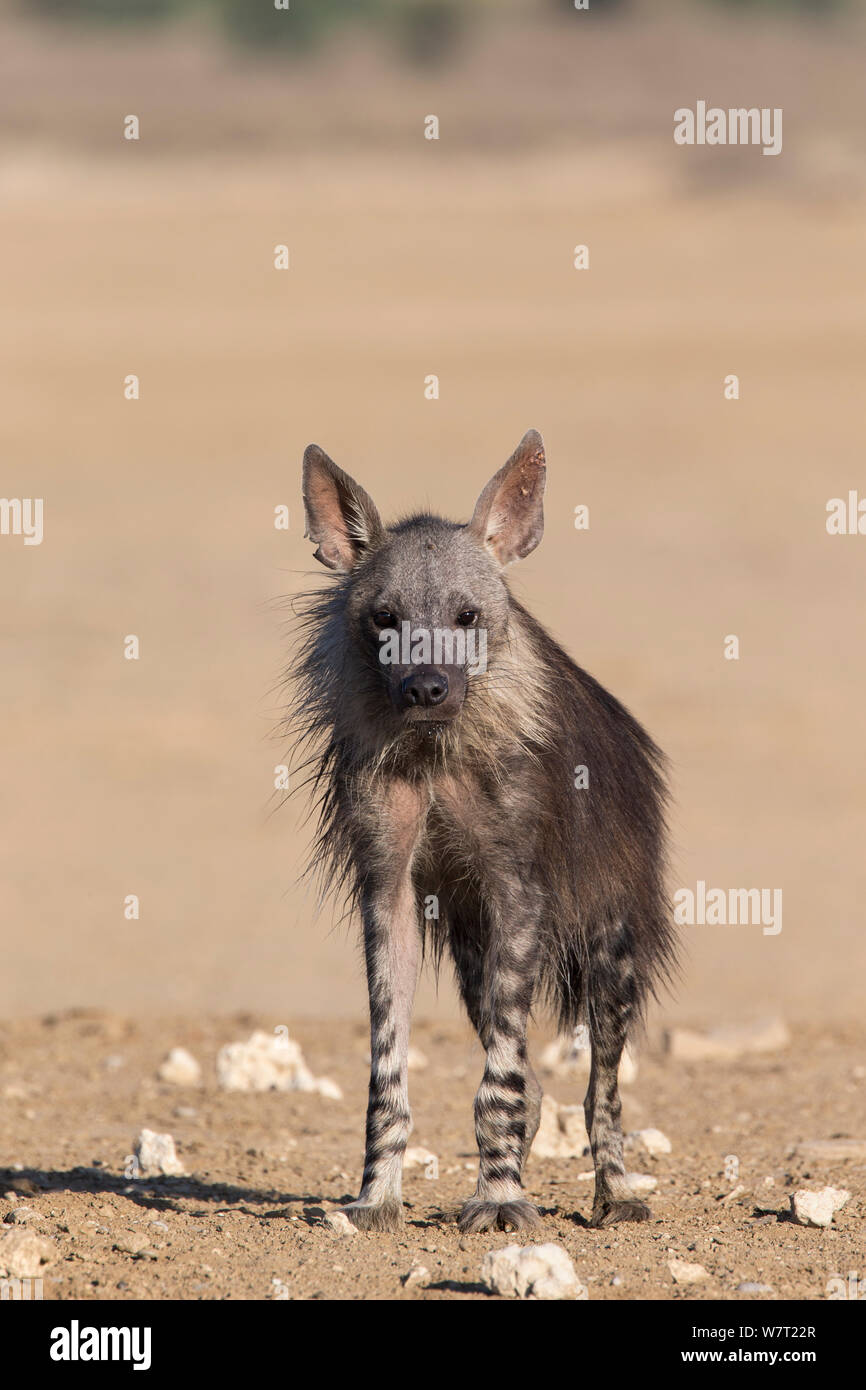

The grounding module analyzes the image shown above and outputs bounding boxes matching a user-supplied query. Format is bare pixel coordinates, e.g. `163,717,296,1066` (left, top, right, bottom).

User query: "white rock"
324,1211,358,1237
403,1146,437,1170
157,1047,201,1086
668,1258,709,1284
531,1095,589,1159
737,1281,773,1294
315,1076,343,1100
401,1261,431,1289
216,1030,342,1099
792,1139,866,1162
133,1128,185,1177
114,1231,150,1255
540,1030,637,1084
626,1173,658,1196
720,1184,747,1206
4,1207,37,1225
0,1228,55,1278
481,1243,587,1301
628,1127,672,1157
560,1106,590,1147
791,1187,850,1228
665,1018,790,1062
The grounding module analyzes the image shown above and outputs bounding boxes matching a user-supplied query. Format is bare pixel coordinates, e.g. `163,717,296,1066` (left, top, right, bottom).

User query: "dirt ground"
1,1010,863,1301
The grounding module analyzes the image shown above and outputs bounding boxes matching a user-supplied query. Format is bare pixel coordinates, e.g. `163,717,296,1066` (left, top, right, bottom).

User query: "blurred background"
1,0,864,1031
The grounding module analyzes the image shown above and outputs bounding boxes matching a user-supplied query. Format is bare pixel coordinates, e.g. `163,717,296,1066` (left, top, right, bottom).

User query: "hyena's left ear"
468,429,546,566
302,444,385,571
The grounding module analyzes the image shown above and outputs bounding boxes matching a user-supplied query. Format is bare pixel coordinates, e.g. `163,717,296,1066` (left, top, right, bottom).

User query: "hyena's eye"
372,609,397,629
456,609,478,627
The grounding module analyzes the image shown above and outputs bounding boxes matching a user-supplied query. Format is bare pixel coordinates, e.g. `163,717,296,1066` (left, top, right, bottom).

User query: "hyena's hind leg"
342,878,421,1233
450,915,542,1234
584,918,650,1228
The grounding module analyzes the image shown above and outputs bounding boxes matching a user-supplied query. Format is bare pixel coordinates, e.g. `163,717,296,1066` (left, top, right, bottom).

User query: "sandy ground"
1,1010,864,1301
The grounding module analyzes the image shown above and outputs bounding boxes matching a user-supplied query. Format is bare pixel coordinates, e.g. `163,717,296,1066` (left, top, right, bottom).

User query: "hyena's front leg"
585,920,650,1228
342,875,421,1233
455,910,542,1235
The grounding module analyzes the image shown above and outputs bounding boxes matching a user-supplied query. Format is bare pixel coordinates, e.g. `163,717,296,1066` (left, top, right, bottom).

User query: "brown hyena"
287,430,675,1233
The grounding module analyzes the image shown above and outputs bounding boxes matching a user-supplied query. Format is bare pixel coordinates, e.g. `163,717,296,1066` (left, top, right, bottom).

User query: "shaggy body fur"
287,432,675,1232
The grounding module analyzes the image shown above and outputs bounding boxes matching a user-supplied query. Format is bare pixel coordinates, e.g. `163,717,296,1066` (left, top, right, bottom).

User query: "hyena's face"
345,522,511,725
302,430,546,731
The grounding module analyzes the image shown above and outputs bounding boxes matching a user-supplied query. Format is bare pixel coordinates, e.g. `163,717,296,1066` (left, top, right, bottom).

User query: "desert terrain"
2,1010,864,1301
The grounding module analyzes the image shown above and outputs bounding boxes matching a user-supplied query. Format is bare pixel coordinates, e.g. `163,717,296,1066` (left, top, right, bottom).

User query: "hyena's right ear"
302,445,384,571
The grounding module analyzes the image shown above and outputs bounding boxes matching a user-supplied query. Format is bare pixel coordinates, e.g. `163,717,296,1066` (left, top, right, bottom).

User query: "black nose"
400,668,449,709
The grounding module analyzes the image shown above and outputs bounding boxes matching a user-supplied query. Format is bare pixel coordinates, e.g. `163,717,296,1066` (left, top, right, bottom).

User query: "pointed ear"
467,429,546,566
302,445,384,571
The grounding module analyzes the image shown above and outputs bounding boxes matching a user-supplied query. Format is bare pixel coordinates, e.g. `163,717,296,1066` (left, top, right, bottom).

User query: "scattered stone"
403,1146,437,1170
719,1185,747,1206
216,1030,342,1099
114,1232,151,1256
407,1047,429,1071
0,1228,55,1278
541,1028,637,1084
627,1128,672,1157
481,1243,587,1301
158,1047,202,1086
791,1139,866,1163
665,1018,790,1062
323,1211,358,1238
401,1261,431,1289
737,1281,773,1294
133,1128,185,1178
790,1187,850,1228
668,1258,709,1285
531,1095,589,1159
4,1207,37,1225
627,1173,658,1196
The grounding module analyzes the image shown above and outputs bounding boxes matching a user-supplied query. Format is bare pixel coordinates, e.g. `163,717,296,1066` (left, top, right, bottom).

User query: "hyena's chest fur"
365,768,547,933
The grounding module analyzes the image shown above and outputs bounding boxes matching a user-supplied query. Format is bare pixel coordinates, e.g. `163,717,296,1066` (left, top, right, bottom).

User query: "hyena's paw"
341,1198,404,1233
589,1197,651,1229
458,1197,541,1235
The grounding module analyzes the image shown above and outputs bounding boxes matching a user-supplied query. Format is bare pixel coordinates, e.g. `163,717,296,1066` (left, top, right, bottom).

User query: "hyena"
289,429,675,1233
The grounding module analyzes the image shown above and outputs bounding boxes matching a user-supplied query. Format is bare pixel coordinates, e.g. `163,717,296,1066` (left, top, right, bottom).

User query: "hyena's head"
301,431,546,743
